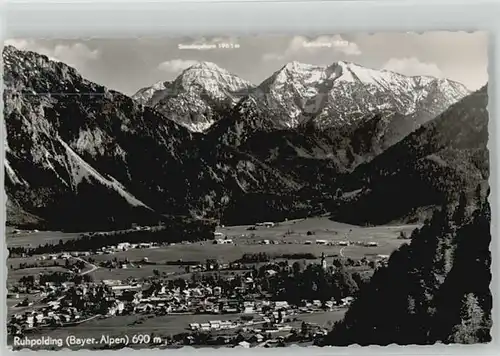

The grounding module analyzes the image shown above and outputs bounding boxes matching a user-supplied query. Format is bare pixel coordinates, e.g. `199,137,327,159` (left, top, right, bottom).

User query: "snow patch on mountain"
73,127,109,157
71,127,127,160
4,159,27,186
188,120,216,133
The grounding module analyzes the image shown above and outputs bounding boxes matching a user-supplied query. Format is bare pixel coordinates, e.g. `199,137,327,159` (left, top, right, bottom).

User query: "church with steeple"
320,251,338,273
321,252,327,270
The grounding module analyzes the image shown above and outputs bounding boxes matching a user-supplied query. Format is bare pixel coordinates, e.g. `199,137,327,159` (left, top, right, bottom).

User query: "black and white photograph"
3,32,491,349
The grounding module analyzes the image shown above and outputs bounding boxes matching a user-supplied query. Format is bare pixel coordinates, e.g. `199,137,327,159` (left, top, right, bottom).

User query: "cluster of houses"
8,260,356,343
259,240,280,245
357,241,379,247
304,239,379,247
36,241,164,258
9,306,85,335
211,232,234,245
80,225,157,239
179,323,326,348
97,242,158,255
11,229,39,235
255,222,276,228
37,251,91,261
113,284,251,316
189,319,240,331
210,227,383,251
186,297,349,334
120,280,352,324
131,224,154,232
213,239,234,245
8,281,116,336
187,315,292,333
43,275,349,321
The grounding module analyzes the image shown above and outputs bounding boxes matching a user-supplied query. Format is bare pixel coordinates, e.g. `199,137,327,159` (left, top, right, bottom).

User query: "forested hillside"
322,188,492,345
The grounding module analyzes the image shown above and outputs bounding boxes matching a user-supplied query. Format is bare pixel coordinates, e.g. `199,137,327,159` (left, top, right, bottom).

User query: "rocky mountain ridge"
136,59,469,135
3,45,487,231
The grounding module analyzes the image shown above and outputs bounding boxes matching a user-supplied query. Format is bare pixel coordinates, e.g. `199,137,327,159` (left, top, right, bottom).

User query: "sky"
5,32,488,96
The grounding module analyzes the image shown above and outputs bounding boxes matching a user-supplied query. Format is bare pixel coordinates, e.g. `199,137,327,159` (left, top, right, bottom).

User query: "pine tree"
449,293,485,343
453,192,467,226
474,184,482,206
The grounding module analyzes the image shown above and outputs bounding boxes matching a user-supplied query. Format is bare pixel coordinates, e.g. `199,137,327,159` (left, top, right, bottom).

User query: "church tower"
321,252,327,270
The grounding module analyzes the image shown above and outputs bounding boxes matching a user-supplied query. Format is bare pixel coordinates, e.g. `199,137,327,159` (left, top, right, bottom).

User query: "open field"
7,255,70,286
7,216,418,261
6,229,82,248
90,264,181,282
86,217,418,267
7,266,69,285
7,217,418,284
8,255,67,269
218,217,418,241
295,310,346,327
7,299,20,312
7,292,45,313
89,242,393,269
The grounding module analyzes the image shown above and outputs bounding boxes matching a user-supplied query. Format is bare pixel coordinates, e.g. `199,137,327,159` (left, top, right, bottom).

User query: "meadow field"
6,228,82,248
7,266,69,285
7,217,419,283
89,217,418,266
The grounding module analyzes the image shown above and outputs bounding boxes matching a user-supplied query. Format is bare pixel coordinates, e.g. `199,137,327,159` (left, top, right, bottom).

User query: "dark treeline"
270,263,362,304
8,218,215,256
220,192,325,226
18,271,93,287
248,260,367,305
165,260,200,266
235,252,318,264
321,188,491,345
235,252,272,263
278,253,317,260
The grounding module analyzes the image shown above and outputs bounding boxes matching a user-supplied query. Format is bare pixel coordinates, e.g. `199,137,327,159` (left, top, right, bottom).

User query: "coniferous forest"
321,188,492,345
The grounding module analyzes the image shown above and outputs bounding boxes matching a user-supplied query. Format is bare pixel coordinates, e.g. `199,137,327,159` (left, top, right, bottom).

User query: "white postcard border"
0,0,498,355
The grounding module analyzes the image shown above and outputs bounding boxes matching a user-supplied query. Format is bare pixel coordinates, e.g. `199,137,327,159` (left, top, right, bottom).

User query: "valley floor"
6,216,420,349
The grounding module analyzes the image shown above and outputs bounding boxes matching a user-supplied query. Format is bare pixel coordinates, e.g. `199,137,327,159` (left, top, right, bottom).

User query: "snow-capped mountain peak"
283,61,320,72
134,62,254,133
249,60,470,130
270,61,325,85
331,61,387,84
175,61,252,94
185,61,225,71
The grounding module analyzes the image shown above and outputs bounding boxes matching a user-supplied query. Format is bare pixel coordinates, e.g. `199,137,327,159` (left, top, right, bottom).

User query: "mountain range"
135,60,469,134
3,45,488,232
